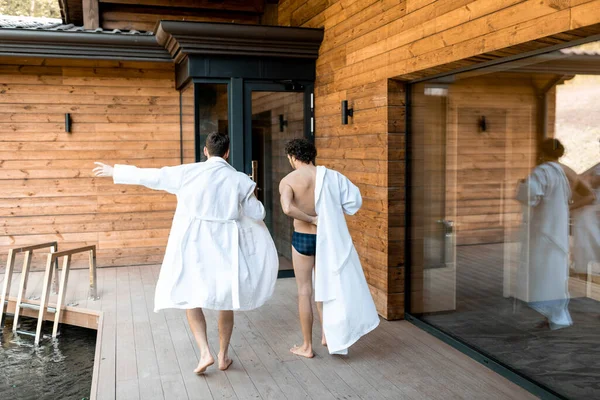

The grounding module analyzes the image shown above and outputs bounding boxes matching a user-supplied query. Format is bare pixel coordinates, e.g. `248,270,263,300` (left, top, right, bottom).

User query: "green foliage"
0,0,60,18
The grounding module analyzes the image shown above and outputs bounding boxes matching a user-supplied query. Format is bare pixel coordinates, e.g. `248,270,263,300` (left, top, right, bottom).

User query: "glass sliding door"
408,39,600,400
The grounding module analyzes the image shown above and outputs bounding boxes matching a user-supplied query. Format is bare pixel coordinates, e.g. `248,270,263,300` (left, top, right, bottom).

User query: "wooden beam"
7,241,58,254
50,245,97,261
4,297,100,329
83,0,100,30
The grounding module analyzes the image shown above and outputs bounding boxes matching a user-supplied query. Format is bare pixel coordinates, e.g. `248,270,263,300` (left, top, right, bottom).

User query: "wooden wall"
0,58,184,270
100,5,259,32
278,0,600,319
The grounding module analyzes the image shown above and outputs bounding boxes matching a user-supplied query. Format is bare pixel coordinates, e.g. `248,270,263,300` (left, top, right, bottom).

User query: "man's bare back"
280,165,317,234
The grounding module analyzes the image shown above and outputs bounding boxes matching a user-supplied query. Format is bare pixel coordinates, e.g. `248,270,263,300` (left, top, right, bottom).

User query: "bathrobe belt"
174,216,241,310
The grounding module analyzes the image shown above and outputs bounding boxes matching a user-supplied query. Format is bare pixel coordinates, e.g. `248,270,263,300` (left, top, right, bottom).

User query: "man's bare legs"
218,310,234,370
291,247,316,358
316,302,326,346
187,309,234,373
187,308,214,374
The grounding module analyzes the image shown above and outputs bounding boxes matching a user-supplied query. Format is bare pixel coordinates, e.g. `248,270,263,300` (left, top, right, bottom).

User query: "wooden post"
52,255,71,338
0,249,16,326
83,0,100,30
88,248,98,300
12,250,33,333
587,262,593,299
34,254,55,346
51,243,60,295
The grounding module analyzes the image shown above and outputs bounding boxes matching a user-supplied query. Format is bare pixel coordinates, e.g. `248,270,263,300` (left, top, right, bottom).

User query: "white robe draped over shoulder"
113,157,279,312
515,162,572,330
314,166,380,355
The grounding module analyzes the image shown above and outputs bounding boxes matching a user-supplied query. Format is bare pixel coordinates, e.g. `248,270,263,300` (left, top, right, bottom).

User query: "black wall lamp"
279,114,288,132
341,100,353,125
65,113,72,133
478,115,487,133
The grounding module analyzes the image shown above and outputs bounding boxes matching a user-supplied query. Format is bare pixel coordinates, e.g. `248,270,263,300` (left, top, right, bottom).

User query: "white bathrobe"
572,166,600,274
314,166,380,354
113,157,279,312
515,162,572,329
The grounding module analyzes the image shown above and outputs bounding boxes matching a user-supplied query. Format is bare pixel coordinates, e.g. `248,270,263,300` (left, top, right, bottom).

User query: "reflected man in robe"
516,138,595,330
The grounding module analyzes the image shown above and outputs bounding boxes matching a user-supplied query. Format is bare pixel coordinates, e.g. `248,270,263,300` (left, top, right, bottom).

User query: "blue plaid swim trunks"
292,231,317,256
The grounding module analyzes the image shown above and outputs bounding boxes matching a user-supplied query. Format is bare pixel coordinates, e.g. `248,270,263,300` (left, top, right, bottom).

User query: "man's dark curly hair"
285,138,317,164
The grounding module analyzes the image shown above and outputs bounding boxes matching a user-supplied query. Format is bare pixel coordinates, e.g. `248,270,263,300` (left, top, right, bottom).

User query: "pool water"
0,316,96,400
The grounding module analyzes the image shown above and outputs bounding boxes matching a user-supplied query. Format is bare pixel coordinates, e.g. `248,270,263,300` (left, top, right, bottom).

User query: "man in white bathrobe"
93,133,278,373
279,139,379,357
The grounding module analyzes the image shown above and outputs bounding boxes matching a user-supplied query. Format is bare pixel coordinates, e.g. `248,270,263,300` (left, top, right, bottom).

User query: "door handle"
249,160,261,195
249,160,257,182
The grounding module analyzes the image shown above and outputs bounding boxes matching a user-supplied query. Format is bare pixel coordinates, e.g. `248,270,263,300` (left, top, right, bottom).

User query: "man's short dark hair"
540,138,565,159
206,132,230,157
285,138,317,164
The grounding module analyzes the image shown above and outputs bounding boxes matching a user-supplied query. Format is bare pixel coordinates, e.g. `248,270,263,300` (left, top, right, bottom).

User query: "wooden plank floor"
2,266,537,400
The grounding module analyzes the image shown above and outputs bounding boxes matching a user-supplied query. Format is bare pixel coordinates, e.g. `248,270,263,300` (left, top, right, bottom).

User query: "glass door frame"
191,79,231,163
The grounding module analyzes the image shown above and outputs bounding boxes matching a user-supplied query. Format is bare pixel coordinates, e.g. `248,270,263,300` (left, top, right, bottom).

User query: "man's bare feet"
218,353,233,371
194,355,214,374
290,344,314,358
321,335,327,347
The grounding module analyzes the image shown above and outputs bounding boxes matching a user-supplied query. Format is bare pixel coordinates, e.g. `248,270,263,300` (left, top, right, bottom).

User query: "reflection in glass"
409,40,600,399
251,91,306,271
515,139,576,331
196,84,228,162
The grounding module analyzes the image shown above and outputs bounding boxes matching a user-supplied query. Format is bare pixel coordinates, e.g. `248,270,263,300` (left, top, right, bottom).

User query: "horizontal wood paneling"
101,8,259,32
278,0,600,319
0,58,180,270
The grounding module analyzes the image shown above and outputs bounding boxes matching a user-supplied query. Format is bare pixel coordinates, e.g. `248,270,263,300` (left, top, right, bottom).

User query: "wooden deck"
1,265,536,400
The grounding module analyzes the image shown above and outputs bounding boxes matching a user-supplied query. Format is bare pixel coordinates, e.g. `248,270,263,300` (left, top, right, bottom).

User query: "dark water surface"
0,317,96,400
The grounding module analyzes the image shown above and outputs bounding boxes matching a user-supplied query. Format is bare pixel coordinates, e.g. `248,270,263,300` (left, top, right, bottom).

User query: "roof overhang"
0,20,323,65
508,53,600,75
155,21,324,64
0,28,171,61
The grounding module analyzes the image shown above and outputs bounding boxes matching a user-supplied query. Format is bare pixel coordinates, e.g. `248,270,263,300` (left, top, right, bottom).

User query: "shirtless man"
279,138,322,358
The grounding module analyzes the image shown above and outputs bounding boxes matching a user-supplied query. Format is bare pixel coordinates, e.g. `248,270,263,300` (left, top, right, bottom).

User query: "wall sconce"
341,100,353,125
478,116,487,133
65,113,72,133
279,114,288,132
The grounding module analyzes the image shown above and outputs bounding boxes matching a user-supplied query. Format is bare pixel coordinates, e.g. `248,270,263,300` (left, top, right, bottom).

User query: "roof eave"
0,28,171,62
155,20,324,64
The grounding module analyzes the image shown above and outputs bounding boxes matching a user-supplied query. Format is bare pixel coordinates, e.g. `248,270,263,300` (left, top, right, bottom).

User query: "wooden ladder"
0,244,98,345
0,242,59,329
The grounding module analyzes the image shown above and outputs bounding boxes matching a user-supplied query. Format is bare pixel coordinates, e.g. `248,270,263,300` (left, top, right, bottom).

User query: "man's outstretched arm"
93,161,187,194
279,181,317,225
